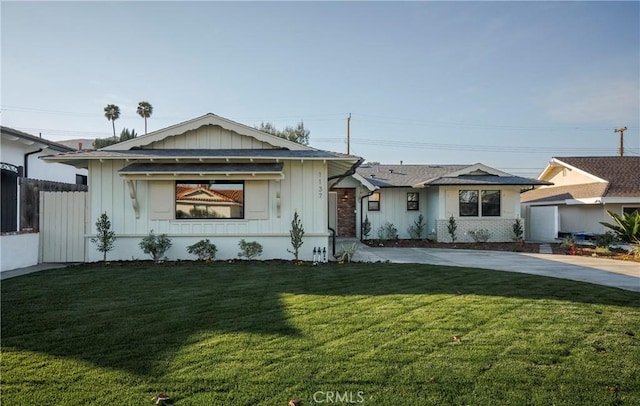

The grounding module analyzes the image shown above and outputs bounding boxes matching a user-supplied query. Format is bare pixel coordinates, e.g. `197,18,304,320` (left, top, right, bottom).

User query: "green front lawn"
2,262,639,405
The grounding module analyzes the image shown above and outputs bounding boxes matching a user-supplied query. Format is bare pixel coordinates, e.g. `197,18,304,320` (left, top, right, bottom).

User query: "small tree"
447,215,457,243
287,211,305,260
407,214,426,239
90,212,116,262
512,218,524,242
139,230,172,262
361,215,372,240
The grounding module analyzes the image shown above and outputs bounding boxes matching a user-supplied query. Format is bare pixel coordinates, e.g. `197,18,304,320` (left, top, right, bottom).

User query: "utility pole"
347,113,351,155
614,127,627,157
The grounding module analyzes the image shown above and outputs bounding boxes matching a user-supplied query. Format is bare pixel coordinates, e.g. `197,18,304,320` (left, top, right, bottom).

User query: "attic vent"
469,169,492,176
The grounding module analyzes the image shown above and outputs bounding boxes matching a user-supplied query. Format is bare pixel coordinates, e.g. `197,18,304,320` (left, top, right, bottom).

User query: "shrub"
376,222,398,240
468,229,492,243
407,214,425,240
512,218,524,242
238,239,263,260
139,230,172,262
90,212,116,262
187,239,217,261
447,216,457,243
336,242,358,263
287,211,304,260
594,232,617,248
600,210,640,243
361,215,372,240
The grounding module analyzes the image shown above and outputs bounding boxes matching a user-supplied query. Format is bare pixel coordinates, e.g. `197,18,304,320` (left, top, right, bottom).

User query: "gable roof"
101,113,311,151
41,113,363,180
521,156,640,204
551,157,640,197
523,156,640,203
356,163,548,188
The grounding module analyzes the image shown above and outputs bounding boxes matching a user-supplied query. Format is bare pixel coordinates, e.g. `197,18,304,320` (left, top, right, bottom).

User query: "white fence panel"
528,206,558,242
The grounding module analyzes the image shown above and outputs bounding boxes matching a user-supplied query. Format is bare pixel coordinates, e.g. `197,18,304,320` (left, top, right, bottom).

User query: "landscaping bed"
364,239,640,262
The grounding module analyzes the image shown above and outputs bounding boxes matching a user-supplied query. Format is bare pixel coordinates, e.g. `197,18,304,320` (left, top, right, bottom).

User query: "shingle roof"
356,164,547,188
423,175,550,186
357,164,467,187
554,157,640,197
45,148,352,160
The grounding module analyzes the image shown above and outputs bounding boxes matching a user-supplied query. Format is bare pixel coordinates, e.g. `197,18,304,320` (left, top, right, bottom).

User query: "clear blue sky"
2,1,638,177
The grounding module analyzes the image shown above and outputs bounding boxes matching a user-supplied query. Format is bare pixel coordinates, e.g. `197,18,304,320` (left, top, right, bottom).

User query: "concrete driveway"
351,242,640,292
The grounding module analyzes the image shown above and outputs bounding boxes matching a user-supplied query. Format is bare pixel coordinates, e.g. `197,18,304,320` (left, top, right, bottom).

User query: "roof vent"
370,174,376,179
389,169,394,174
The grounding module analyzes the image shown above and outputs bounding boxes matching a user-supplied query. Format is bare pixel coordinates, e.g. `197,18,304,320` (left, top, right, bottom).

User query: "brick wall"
334,188,356,236
436,218,521,242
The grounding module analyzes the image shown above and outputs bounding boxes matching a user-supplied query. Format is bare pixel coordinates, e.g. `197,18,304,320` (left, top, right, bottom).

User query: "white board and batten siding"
39,191,87,263
144,125,274,150
87,159,329,262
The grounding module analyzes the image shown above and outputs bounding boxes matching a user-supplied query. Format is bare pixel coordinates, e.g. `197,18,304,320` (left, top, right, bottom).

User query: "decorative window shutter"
245,180,269,220
149,181,174,220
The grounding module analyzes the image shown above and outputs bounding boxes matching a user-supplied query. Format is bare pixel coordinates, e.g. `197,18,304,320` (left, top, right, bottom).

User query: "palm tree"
104,104,120,139
137,101,153,134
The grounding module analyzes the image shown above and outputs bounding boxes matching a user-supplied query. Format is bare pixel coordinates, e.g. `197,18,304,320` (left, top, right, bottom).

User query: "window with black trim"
459,190,501,217
368,192,380,211
481,190,501,216
459,190,479,216
175,180,244,219
407,192,419,211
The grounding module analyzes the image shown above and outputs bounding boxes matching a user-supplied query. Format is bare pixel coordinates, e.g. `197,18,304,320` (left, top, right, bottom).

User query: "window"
459,190,479,216
407,192,419,211
481,190,501,216
459,190,501,217
623,207,640,216
175,181,244,219
368,192,380,211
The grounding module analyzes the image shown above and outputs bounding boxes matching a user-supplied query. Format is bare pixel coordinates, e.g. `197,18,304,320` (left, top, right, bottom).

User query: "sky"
1,1,639,177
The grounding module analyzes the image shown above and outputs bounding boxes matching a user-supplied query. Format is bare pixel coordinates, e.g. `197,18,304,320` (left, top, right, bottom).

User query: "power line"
311,137,624,154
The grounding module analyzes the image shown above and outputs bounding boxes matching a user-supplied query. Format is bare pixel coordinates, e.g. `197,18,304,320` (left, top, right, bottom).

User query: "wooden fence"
20,178,87,231
39,191,88,263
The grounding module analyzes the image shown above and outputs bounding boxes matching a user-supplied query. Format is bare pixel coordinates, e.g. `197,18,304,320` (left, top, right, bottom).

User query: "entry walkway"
344,239,640,292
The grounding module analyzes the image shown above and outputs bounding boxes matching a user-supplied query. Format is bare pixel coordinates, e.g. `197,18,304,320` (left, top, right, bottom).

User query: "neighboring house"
521,156,640,241
1,126,88,271
331,163,549,242
43,113,362,262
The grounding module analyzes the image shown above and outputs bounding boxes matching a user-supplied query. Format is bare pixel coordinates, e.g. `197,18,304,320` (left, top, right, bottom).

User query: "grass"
2,261,639,405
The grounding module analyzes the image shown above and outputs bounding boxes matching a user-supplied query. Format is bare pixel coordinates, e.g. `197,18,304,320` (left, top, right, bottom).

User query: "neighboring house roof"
356,163,548,188
521,156,640,204
1,126,76,153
